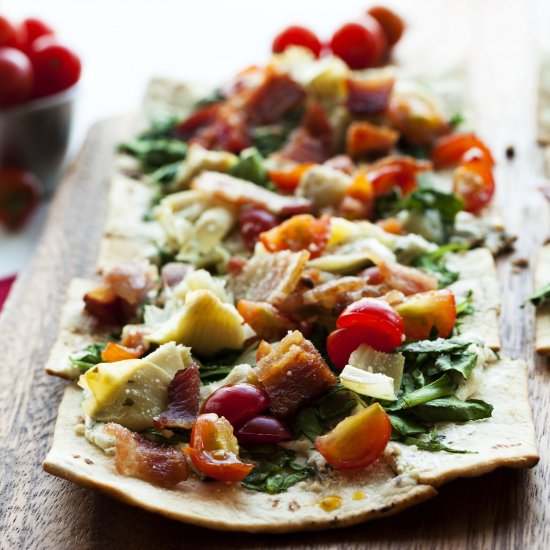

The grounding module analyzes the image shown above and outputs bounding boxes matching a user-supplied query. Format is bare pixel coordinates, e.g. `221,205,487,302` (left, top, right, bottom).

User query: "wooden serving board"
1,1,550,548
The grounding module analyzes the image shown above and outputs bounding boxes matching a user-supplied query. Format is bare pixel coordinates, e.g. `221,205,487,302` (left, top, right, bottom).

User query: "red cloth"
0,276,16,312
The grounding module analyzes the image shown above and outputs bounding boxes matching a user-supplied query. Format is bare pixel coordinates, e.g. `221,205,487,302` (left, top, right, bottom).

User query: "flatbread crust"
535,244,550,354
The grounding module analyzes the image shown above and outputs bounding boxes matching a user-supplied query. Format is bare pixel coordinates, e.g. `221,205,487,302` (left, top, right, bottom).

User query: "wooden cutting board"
1,1,550,547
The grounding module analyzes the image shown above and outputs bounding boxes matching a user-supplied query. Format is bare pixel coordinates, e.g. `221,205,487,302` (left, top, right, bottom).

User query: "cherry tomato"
201,383,270,428
259,213,331,259
272,25,322,58
0,47,33,107
0,168,39,229
235,415,293,444
0,16,18,48
239,208,280,251
185,413,254,482
315,403,391,470
432,133,494,169
367,157,431,197
330,18,387,70
29,37,81,98
268,163,315,193
452,147,495,213
100,342,142,362
367,6,405,47
394,289,456,341
17,18,54,53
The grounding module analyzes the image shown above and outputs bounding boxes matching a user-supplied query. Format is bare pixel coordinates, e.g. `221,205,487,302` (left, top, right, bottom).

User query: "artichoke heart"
145,341,193,378
78,359,172,432
307,252,374,274
147,289,245,357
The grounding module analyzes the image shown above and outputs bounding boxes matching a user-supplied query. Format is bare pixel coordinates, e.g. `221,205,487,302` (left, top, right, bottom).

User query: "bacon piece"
303,102,332,153
279,129,328,164
103,261,157,306
161,262,191,289
302,277,367,308
227,257,247,276
237,300,299,341
229,250,309,306
346,121,399,157
244,72,305,125
256,331,337,416
345,75,395,115
176,103,221,139
191,172,312,216
105,424,188,488
154,365,201,430
379,262,438,295
83,287,131,325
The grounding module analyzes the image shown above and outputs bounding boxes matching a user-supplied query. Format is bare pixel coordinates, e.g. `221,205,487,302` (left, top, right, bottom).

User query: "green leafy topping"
402,186,464,228
138,116,179,140
456,290,475,317
399,429,472,454
141,428,190,445
229,148,271,187
69,343,107,372
242,445,315,494
118,139,187,172
149,162,182,185
521,282,550,308
198,365,235,383
412,396,493,423
413,243,469,288
400,373,457,409
449,112,465,128
388,413,426,436
194,88,225,109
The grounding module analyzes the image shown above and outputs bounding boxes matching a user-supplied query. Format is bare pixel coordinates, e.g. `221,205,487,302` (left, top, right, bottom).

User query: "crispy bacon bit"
345,75,395,115
229,250,309,306
83,287,131,325
244,72,305,125
161,262,191,289
103,262,157,306
279,129,328,164
303,102,332,153
256,331,337,416
154,365,201,430
302,277,367,308
176,104,221,139
237,300,299,341
191,172,312,216
105,424,188,488
227,257,247,276
379,262,438,295
346,121,399,158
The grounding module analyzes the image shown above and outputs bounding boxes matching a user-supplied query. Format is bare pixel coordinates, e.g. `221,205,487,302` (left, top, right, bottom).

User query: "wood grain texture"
1,0,549,548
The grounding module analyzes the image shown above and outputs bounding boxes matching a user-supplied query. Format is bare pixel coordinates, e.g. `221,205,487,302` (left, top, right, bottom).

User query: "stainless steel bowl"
0,86,76,195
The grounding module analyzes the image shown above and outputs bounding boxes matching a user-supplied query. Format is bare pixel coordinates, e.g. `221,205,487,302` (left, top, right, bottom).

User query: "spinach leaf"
388,413,427,436
400,373,456,409
118,139,187,172
399,430,472,454
402,186,464,227
69,343,107,372
399,337,478,356
229,148,271,187
449,112,465,128
412,243,469,288
456,290,475,317
412,397,492,423
199,365,235,383
430,350,477,380
149,161,182,185
242,446,314,494
521,282,550,308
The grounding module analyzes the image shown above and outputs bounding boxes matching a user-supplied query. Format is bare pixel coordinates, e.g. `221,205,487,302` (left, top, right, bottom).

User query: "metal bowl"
0,86,76,195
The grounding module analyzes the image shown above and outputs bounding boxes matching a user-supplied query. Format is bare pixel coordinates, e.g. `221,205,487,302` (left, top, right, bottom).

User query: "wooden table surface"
1,1,550,548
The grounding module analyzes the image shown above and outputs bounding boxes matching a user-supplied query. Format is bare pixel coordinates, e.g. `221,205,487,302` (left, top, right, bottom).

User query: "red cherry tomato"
330,17,387,70
395,289,456,341
235,415,293,444
185,413,254,482
239,208,280,251
29,37,81,98
327,326,385,371
201,383,270,428
432,133,494,169
17,18,54,53
367,157,431,197
272,25,322,58
367,6,405,47
337,298,405,334
0,16,18,48
0,47,33,107
0,168,40,230
315,403,391,470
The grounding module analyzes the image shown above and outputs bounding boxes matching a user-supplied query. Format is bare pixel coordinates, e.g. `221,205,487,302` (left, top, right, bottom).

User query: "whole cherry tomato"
239,208,280,251
0,47,33,107
272,25,322,58
201,383,270,428
395,289,457,340
367,6,405,47
29,36,81,98
330,17,387,70
432,133,494,169
0,16,18,48
185,413,254,482
315,403,391,470
0,168,39,229
17,18,54,53
235,415,293,444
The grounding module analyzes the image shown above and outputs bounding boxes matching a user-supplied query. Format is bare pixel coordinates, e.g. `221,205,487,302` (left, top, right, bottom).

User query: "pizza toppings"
105,423,189,487
256,330,337,416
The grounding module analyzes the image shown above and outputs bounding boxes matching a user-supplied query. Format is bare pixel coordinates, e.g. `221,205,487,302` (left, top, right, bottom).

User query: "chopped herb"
149,161,181,185
118,139,187,172
413,243,469,288
521,282,550,308
69,343,107,372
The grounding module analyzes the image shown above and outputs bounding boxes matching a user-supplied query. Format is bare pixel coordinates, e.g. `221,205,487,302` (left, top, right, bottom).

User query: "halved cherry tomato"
239,208,280,251
29,37,81,98
268,163,315,193
0,16,18,48
185,413,254,482
259,213,331,259
201,384,270,428
432,133,494,169
367,157,431,197
0,168,39,229
0,47,33,107
101,342,142,362
367,6,405,47
17,18,54,53
315,403,391,470
272,25,322,58
452,147,495,213
330,18,387,70
394,289,456,340
235,415,293,444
